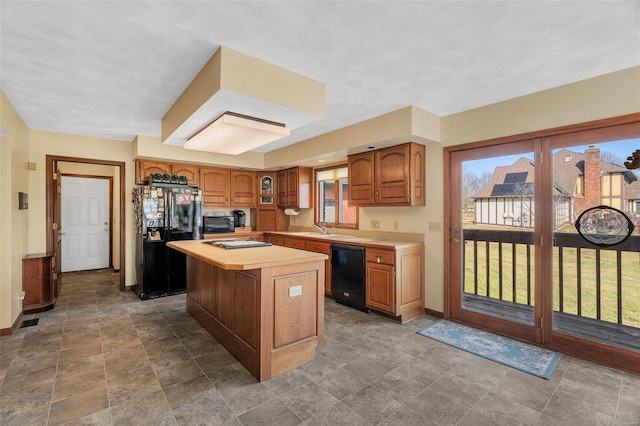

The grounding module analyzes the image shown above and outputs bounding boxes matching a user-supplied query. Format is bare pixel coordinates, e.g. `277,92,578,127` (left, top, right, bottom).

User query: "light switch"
289,285,302,297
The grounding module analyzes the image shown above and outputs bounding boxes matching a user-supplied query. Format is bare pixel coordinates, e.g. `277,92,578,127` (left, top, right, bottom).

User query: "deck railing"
462,229,640,326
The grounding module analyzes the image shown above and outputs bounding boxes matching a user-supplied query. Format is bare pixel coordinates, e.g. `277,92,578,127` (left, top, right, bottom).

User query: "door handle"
452,238,461,245
104,228,109,232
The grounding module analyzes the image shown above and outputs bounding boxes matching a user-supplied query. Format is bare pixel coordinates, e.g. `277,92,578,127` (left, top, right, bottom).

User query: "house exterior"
473,146,640,230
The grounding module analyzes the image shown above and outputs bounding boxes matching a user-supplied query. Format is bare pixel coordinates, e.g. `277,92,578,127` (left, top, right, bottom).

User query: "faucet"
312,224,327,235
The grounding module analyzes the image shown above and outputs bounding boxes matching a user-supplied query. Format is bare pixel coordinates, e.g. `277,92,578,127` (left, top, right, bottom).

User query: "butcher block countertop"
167,239,327,271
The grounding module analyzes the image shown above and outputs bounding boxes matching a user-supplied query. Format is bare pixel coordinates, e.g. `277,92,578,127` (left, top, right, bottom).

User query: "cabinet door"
348,151,375,206
172,164,200,187
136,160,171,184
230,170,257,207
375,144,411,205
201,167,230,207
276,170,288,207
286,169,300,208
366,262,396,315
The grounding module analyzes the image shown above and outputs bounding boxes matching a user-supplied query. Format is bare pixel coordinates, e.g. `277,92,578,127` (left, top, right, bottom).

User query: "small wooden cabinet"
22,254,55,314
251,208,289,231
365,245,424,322
200,167,256,207
135,160,201,186
277,167,312,209
348,142,425,207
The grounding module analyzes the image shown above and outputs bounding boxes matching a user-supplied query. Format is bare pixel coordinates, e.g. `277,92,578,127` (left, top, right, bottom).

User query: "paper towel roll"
284,208,299,216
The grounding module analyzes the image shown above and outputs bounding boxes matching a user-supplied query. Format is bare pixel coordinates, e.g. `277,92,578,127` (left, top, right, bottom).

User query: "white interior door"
61,176,110,272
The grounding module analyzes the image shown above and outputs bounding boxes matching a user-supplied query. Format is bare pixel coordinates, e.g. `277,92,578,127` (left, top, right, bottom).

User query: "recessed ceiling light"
317,159,327,163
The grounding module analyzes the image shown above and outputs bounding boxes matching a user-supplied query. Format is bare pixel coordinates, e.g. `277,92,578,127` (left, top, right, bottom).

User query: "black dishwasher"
331,244,369,313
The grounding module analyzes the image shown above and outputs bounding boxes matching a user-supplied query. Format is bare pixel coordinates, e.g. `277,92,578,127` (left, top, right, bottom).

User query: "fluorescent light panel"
184,112,290,155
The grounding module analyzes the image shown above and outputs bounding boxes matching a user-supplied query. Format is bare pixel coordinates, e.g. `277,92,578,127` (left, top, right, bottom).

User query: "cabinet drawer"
304,240,331,254
284,238,306,250
269,235,285,246
366,248,395,265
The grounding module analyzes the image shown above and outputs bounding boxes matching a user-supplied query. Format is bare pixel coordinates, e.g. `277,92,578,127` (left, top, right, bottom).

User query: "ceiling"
1,1,639,152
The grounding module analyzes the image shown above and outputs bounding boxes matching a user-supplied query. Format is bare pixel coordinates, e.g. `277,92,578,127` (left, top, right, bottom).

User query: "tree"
462,171,491,211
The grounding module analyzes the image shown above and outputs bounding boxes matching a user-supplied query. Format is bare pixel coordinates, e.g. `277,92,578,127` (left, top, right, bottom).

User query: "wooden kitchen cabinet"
22,254,55,314
277,167,312,209
251,208,289,231
365,245,424,323
172,164,200,187
201,167,256,207
135,160,200,186
348,142,425,207
258,172,276,207
201,167,230,206
230,170,257,206
135,160,171,184
348,151,375,206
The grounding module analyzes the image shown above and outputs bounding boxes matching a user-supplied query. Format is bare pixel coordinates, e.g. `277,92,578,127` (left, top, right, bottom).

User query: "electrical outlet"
371,220,380,229
289,285,302,297
292,218,296,224
393,220,399,230
429,221,442,232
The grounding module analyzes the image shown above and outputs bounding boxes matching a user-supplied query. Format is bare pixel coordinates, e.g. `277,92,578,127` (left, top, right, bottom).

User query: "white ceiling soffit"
1,1,639,150
163,89,322,147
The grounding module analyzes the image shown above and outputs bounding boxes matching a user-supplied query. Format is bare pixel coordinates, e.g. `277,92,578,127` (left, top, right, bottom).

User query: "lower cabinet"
365,245,424,323
22,254,55,314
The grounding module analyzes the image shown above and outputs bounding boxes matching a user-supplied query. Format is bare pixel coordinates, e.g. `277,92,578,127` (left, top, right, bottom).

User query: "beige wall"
0,91,30,331
56,162,121,270
28,130,136,288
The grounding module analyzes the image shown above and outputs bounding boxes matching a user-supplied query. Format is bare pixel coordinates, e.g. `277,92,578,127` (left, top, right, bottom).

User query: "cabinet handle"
376,256,381,263
369,190,373,198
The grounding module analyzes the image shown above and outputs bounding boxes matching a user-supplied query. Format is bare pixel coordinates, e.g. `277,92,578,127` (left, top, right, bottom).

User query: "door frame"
60,173,113,271
46,155,126,290
444,112,640,373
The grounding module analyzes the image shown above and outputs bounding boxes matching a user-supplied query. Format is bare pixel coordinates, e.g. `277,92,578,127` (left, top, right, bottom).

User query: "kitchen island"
167,240,327,382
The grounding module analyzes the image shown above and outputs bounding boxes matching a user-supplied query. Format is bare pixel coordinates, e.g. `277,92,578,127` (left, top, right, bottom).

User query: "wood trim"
46,155,126,290
447,113,640,153
424,308,444,318
0,311,23,336
443,113,640,371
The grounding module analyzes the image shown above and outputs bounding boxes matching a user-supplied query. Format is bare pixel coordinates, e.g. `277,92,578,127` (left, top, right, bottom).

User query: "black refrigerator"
133,184,202,300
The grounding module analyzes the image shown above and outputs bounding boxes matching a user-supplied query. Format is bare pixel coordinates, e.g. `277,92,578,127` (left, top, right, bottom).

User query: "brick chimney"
575,146,601,215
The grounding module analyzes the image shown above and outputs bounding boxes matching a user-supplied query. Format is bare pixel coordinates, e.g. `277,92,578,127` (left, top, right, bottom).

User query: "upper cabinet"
135,160,199,187
200,167,230,206
200,167,256,207
277,167,312,209
172,164,200,187
135,160,171,184
348,142,425,206
230,170,257,207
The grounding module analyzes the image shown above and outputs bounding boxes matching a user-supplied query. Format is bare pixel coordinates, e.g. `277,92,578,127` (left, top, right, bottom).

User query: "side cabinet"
365,245,424,323
348,151,375,206
22,254,55,314
276,167,312,209
136,160,171,184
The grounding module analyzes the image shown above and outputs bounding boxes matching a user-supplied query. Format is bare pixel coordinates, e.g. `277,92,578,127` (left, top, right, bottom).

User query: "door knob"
104,228,109,232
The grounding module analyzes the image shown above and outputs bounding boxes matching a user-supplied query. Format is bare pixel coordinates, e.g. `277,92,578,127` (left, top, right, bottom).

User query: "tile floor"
1,270,639,425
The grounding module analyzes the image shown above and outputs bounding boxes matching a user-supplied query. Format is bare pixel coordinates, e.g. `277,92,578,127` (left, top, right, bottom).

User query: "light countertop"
167,239,327,271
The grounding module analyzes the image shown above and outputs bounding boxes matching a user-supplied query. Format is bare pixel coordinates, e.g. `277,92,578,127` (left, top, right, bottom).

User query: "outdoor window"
315,165,358,228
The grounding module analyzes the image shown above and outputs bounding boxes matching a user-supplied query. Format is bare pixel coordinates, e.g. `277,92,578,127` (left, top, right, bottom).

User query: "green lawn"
463,240,640,328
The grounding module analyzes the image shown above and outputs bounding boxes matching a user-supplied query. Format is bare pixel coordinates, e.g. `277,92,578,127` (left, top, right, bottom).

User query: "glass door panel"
551,138,640,352
449,139,539,342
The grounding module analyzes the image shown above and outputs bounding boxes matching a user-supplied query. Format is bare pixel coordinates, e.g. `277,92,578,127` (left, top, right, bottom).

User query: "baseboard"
0,311,24,336
424,308,444,318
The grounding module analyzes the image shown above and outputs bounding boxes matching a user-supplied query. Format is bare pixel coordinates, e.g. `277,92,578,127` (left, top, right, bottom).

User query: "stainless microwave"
203,216,234,233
